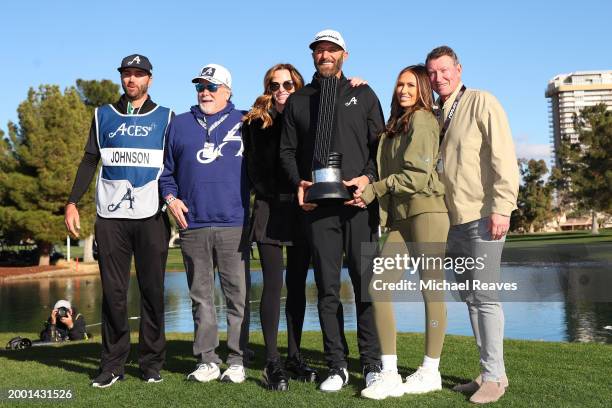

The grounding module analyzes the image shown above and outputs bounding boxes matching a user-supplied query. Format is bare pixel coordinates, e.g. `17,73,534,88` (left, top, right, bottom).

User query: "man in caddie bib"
65,54,172,388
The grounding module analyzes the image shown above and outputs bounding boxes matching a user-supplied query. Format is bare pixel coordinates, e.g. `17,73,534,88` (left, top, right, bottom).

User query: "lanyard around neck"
127,101,143,115
439,85,466,146
197,113,229,143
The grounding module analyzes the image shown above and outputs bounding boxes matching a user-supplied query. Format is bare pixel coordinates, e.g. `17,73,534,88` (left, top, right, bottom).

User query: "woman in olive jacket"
357,65,450,399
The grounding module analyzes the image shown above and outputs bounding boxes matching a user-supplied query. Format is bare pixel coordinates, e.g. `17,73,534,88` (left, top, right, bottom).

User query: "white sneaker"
319,368,348,392
363,364,382,388
361,371,404,400
187,362,220,383
403,366,442,394
220,364,246,383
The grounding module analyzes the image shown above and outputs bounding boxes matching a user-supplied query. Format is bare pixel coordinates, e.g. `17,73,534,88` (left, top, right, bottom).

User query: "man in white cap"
40,299,88,342
160,64,250,384
280,29,384,392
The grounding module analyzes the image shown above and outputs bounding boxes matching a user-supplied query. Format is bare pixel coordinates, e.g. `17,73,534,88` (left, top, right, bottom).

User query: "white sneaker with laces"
365,370,382,388
361,371,404,400
403,366,442,394
319,368,348,392
187,362,220,383
220,364,246,383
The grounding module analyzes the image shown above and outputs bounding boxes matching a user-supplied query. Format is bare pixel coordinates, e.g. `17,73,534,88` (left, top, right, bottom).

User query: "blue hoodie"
159,102,249,229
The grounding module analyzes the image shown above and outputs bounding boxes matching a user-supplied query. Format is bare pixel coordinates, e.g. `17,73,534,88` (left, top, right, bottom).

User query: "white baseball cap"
54,299,72,310
309,29,347,51
192,63,232,89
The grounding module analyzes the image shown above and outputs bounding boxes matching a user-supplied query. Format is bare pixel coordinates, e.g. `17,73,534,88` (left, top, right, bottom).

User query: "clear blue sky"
2,0,611,164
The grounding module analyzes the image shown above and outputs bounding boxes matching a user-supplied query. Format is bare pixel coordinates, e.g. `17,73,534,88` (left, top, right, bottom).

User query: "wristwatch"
165,195,177,205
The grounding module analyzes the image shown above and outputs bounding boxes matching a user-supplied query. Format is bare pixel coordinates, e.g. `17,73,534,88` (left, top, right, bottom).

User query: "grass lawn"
56,245,263,272
1,331,610,407
506,229,612,245
503,229,612,263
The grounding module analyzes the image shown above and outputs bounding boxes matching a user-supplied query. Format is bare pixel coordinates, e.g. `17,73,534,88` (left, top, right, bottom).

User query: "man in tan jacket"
426,46,519,404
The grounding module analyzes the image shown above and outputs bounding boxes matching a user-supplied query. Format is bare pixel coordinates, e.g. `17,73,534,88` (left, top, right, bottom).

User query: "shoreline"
2,239,610,282
0,262,100,283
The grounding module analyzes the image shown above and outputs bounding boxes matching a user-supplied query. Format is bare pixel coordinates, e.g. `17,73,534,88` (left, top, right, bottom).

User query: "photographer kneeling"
40,300,88,342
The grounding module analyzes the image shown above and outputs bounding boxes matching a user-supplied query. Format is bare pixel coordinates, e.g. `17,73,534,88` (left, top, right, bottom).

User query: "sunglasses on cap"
269,81,294,92
195,83,221,93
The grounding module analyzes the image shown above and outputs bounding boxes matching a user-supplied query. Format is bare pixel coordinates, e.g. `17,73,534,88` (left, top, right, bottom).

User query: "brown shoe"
453,374,509,394
469,380,506,404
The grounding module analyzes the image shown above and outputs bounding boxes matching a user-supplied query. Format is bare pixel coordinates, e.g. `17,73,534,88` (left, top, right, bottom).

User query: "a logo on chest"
108,123,155,138
345,97,358,106
196,122,244,164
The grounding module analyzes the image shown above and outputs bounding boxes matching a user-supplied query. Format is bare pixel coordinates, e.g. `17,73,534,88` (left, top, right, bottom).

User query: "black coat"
279,74,384,187
243,111,305,245
243,110,295,200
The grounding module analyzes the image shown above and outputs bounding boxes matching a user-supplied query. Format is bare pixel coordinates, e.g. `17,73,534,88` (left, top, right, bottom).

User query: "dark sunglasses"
195,83,221,93
269,80,294,92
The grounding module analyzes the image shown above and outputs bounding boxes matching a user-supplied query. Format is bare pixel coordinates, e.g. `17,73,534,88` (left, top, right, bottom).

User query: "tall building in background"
545,70,612,166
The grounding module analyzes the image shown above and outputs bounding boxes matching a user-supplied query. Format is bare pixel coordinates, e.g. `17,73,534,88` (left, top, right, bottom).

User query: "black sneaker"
285,354,318,383
362,363,382,388
143,372,163,383
262,360,289,391
91,372,124,388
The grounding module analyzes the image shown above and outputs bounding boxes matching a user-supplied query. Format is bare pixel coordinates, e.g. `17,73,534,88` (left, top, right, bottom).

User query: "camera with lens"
57,306,69,318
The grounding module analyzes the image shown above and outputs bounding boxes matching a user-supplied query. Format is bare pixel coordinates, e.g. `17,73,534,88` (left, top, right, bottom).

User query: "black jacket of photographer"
40,308,87,342
279,73,384,187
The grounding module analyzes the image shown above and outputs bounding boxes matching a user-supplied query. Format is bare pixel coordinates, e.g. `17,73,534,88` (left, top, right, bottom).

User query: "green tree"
0,85,91,265
76,79,120,109
553,103,612,234
512,159,552,232
572,104,612,233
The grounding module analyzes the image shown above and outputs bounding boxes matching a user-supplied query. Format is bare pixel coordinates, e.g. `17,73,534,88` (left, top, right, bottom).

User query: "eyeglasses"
269,81,294,92
195,83,221,93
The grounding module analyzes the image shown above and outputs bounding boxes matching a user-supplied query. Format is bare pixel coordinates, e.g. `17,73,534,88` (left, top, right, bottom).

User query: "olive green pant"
370,212,450,358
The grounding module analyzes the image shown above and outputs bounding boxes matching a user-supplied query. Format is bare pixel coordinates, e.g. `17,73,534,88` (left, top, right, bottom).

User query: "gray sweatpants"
180,226,250,366
447,217,506,382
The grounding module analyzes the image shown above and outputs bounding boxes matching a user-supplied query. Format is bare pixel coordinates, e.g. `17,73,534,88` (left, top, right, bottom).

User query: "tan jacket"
361,110,447,227
438,82,519,225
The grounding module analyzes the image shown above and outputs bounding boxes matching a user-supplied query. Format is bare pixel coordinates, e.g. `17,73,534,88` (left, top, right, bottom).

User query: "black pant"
258,243,310,362
305,205,381,369
95,212,170,376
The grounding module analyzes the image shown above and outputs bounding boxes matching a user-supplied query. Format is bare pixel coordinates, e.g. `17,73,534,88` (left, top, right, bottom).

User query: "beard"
123,82,148,101
315,54,344,78
199,102,214,114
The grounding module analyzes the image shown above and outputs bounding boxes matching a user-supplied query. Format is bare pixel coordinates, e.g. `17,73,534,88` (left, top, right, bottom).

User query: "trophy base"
305,182,352,204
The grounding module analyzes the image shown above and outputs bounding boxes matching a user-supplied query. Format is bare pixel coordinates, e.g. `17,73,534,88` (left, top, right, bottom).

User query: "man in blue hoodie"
159,64,250,384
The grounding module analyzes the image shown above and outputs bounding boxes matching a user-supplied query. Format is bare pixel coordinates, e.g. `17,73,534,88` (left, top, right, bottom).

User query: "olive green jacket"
361,110,447,227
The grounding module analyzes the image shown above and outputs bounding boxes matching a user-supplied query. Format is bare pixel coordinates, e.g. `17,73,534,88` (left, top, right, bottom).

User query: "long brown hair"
386,64,434,138
244,63,304,128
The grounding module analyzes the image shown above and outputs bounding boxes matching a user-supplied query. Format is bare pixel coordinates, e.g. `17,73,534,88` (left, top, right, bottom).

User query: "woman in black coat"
243,63,315,391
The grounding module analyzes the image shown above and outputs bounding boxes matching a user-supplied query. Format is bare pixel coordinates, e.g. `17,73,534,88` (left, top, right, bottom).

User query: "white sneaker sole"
361,385,405,399
220,374,245,384
403,384,442,394
187,372,220,383
92,376,122,388
319,382,348,392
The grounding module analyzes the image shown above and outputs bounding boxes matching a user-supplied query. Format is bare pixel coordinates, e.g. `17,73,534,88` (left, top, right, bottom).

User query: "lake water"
1,265,611,343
